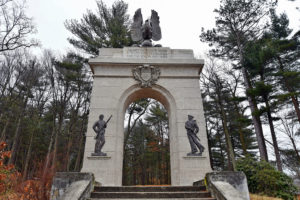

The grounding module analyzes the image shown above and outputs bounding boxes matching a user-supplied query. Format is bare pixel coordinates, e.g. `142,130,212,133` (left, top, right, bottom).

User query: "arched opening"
122,98,170,185
120,87,174,186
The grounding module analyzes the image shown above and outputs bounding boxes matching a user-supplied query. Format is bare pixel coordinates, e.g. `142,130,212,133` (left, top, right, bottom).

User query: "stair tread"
90,192,211,198
89,186,213,199
93,186,206,192
94,186,205,189
92,191,209,193
95,186,203,187
88,198,216,200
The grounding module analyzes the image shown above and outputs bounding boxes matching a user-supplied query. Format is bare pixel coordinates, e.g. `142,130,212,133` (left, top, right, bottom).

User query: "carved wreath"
132,65,160,88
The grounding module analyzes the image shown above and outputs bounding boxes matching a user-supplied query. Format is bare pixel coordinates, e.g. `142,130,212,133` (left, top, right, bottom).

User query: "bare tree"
277,114,300,177
278,115,300,161
0,0,38,53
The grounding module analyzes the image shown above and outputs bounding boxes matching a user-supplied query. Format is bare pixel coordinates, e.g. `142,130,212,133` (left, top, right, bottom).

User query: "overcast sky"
25,1,300,161
27,0,300,56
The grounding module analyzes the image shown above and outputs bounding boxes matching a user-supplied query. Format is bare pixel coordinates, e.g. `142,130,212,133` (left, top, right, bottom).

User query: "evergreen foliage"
201,59,257,171
65,0,133,55
200,0,278,162
237,157,298,200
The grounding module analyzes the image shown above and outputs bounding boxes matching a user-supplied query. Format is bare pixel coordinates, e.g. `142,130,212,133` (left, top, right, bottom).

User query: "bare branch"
0,0,38,53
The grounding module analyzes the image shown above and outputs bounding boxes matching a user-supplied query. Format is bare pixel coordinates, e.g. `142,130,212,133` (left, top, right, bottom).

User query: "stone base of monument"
203,171,250,200
50,172,94,200
49,171,250,200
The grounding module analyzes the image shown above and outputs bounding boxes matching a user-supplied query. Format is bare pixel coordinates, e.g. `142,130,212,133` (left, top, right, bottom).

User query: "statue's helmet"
99,114,104,120
188,115,194,120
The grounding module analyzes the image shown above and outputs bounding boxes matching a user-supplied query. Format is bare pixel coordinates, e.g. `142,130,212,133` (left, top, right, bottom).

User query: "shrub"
237,156,297,200
0,141,53,200
0,141,21,196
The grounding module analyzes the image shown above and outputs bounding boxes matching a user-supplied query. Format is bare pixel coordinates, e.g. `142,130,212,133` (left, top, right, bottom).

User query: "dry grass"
250,194,283,200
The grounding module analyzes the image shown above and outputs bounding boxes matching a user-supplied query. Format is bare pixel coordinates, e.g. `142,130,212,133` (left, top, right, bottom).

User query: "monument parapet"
89,47,203,66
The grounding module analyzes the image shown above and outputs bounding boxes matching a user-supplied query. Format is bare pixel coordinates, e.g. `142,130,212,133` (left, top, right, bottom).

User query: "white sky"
27,0,300,57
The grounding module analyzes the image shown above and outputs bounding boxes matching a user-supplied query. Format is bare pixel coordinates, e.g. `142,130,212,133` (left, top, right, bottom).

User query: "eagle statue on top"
131,9,162,47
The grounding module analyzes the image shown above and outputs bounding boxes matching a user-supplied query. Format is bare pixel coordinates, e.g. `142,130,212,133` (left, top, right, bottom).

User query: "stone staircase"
87,185,216,200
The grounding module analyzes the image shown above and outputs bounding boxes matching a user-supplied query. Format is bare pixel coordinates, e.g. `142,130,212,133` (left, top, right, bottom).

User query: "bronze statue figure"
92,114,112,156
131,8,162,47
185,115,205,156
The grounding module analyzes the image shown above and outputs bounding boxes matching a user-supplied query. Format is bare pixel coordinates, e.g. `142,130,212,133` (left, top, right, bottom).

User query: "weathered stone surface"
294,178,300,194
205,171,250,200
132,64,161,87
88,185,214,199
60,180,89,200
50,172,94,200
82,47,211,186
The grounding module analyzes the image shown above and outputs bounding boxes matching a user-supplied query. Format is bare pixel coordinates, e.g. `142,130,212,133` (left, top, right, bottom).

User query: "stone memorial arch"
81,47,212,186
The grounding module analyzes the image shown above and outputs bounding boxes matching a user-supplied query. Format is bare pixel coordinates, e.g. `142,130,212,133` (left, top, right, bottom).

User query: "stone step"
94,186,207,192
90,191,212,199
87,198,216,200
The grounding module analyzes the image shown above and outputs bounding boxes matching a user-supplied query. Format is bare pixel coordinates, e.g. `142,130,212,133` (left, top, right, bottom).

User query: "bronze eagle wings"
131,9,162,47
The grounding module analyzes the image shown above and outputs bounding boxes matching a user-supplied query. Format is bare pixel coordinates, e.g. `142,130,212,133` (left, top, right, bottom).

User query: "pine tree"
200,0,277,161
242,10,300,171
65,0,133,56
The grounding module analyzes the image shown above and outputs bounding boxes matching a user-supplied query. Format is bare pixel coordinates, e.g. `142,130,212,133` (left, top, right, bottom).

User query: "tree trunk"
141,160,145,185
290,137,300,162
133,158,136,185
43,116,56,179
8,117,21,164
215,79,236,171
9,94,29,164
291,96,300,123
0,119,9,141
157,148,161,184
66,129,73,171
216,124,225,169
264,97,283,171
241,67,268,161
23,127,35,180
123,102,149,185
236,41,268,161
220,107,236,171
165,146,169,184
206,120,214,170
232,101,248,156
74,133,84,171
52,114,63,171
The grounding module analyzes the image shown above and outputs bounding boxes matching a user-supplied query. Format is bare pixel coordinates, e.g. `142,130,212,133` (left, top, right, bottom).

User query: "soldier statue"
92,114,112,156
185,115,205,156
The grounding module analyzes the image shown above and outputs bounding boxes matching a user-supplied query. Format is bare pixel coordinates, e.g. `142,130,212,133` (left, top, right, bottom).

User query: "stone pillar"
81,47,212,186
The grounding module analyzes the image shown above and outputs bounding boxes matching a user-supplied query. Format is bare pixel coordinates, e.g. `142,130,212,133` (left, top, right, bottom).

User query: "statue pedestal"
91,152,107,157
87,156,111,160
183,156,206,159
82,155,113,185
